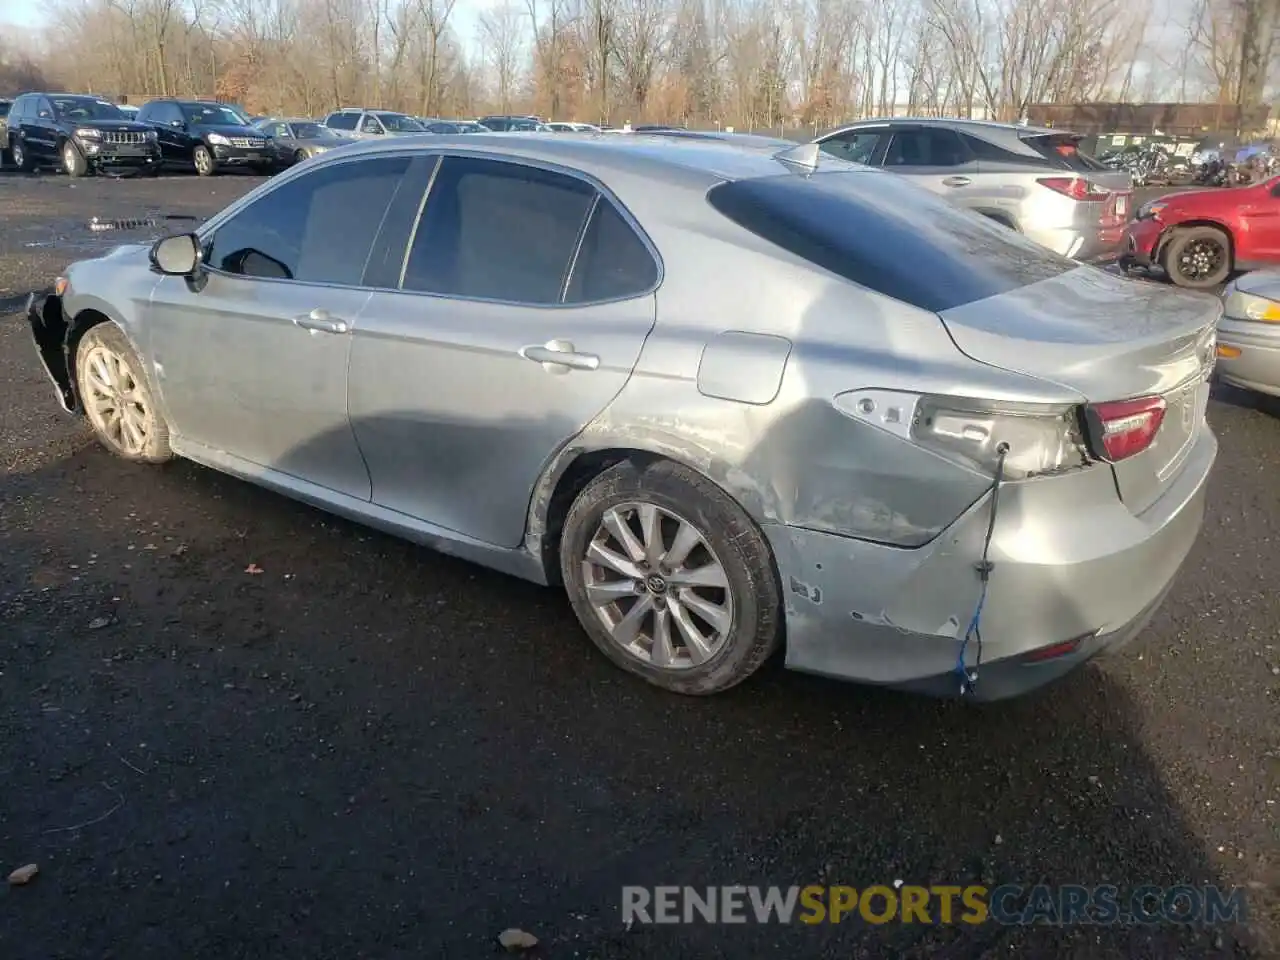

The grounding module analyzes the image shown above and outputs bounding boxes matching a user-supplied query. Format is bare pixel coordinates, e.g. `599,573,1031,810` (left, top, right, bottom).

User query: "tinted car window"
326,112,358,130
706,170,1076,313
958,133,1037,164
205,156,411,285
402,157,596,304
0,102,9,118
360,115,382,133
818,130,884,164
883,128,969,167
293,122,331,139
564,201,658,303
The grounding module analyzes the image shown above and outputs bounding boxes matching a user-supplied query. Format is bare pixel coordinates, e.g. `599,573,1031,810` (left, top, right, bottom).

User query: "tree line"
0,0,1275,131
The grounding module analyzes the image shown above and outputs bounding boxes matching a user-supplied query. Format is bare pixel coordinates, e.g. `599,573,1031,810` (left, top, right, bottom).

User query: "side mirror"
151,233,201,276
38,110,51,119
170,119,185,129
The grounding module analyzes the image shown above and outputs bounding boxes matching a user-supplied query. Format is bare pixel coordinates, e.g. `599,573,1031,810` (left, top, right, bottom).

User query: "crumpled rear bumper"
26,291,76,411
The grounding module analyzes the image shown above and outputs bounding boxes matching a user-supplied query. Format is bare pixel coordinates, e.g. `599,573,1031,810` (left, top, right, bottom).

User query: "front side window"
402,156,596,304
818,130,884,165
204,156,411,285
360,115,384,134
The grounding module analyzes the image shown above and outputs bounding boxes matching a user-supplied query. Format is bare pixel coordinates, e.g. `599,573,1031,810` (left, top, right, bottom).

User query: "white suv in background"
815,118,1134,261
323,108,427,140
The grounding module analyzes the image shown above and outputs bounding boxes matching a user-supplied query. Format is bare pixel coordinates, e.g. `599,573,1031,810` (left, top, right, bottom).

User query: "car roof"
820,117,1061,138
316,132,862,183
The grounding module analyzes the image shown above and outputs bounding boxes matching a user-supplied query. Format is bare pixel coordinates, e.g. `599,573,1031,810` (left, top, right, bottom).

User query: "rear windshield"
707,170,1077,312
1022,133,1109,172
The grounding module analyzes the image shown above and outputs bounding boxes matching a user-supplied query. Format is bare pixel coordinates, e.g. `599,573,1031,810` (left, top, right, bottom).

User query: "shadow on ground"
0,438,1266,959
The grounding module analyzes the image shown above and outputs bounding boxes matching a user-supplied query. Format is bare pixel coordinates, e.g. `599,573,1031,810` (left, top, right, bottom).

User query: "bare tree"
479,1,527,112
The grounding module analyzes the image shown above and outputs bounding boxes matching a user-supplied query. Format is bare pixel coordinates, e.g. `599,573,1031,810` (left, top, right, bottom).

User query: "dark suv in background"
137,98,273,176
5,92,160,176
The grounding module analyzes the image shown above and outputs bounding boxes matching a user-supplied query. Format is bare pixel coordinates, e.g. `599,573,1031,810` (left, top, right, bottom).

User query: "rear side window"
205,156,411,285
326,112,357,130
0,102,9,118
707,171,1076,313
564,200,658,303
1022,134,1109,172
883,128,969,167
959,133,1042,165
402,156,596,304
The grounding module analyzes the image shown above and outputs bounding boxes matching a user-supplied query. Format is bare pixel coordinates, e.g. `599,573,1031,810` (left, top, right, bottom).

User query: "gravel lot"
0,171,1276,959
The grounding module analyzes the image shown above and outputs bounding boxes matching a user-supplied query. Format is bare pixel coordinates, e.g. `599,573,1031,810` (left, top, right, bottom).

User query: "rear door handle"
942,176,971,187
292,308,348,334
519,339,600,373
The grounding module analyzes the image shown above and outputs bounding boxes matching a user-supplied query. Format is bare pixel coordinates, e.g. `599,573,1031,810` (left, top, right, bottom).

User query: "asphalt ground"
0,171,1276,959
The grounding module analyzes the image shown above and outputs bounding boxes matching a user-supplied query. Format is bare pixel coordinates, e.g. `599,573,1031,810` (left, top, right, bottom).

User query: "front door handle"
519,339,600,373
942,176,971,187
292,308,348,334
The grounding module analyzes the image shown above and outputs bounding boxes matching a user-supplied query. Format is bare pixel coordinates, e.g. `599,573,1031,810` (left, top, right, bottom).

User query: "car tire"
293,149,307,165
10,136,33,172
193,144,216,176
559,458,782,696
1163,226,1232,289
62,140,90,178
75,323,173,464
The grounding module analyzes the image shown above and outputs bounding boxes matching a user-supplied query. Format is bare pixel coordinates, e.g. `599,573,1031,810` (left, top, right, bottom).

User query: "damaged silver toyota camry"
26,134,1219,700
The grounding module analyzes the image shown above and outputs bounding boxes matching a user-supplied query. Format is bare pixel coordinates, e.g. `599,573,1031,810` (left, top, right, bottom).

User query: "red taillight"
1036,176,1109,201
1086,396,1167,461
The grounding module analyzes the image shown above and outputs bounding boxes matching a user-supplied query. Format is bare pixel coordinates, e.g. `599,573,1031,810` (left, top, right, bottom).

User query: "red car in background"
1120,175,1280,289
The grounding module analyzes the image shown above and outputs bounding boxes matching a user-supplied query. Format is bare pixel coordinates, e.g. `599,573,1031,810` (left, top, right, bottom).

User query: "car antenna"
773,142,820,175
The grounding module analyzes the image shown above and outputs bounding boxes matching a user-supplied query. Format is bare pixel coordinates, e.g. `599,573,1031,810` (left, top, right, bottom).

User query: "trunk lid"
1023,131,1132,220
939,266,1220,514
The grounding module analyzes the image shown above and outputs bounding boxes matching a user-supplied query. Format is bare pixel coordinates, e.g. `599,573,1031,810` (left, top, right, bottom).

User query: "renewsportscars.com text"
621,884,1247,926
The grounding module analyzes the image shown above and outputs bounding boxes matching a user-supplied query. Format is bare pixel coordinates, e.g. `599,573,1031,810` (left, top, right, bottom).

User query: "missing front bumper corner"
26,291,76,412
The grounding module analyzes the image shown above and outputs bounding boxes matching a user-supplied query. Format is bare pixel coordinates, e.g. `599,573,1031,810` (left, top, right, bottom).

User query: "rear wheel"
75,323,173,464
193,144,216,176
559,458,782,696
10,136,33,172
1163,226,1232,289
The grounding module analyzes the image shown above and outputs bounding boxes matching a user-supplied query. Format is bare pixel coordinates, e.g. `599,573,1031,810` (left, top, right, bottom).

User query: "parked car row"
0,93,607,178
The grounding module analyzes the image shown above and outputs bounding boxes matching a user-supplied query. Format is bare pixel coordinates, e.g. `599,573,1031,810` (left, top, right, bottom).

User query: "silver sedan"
1217,272,1280,396
254,118,357,167
25,134,1218,701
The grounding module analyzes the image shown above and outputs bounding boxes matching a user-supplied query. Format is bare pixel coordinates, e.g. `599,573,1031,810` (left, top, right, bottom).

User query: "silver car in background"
254,118,357,167
1217,271,1280,396
25,135,1216,701
322,108,426,140
815,119,1134,260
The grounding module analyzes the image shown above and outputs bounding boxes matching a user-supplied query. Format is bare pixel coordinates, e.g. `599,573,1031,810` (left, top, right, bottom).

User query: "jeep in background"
6,92,161,176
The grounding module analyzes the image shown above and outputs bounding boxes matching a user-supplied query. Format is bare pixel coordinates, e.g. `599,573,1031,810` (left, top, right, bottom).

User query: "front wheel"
1164,226,1232,289
559,458,782,696
62,140,89,178
193,144,216,176
75,323,173,463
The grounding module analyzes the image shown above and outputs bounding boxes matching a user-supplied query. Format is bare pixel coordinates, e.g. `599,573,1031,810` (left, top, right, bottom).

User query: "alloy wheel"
1177,238,1224,282
195,149,212,174
12,142,24,167
81,344,150,456
63,143,77,173
581,502,734,670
